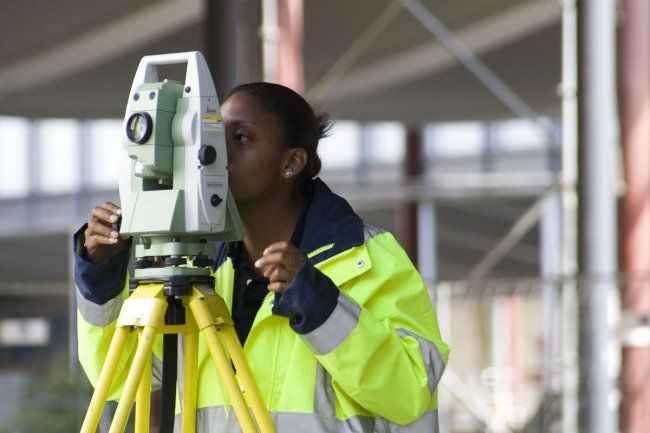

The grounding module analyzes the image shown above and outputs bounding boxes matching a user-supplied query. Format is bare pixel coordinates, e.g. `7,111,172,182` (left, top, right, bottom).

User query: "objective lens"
126,112,153,144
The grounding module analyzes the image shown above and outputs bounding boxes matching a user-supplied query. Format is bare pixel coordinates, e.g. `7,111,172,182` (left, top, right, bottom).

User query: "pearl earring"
285,170,293,177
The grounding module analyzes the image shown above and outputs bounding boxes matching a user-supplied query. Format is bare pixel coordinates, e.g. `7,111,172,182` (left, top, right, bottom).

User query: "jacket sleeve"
73,225,162,400
272,231,449,425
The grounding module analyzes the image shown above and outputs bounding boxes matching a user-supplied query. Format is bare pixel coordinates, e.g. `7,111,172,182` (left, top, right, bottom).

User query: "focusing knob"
210,194,222,207
198,145,217,165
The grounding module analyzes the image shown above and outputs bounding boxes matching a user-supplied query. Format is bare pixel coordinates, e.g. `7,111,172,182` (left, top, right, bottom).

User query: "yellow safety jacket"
75,179,449,433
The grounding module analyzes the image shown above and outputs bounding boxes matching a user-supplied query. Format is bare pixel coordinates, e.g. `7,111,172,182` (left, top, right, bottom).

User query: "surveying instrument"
80,52,276,433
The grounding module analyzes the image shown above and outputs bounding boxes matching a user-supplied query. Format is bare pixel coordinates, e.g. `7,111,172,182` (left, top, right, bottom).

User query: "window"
367,122,405,164
493,119,546,152
425,121,483,158
37,119,80,194
0,117,30,198
319,121,361,169
89,120,124,189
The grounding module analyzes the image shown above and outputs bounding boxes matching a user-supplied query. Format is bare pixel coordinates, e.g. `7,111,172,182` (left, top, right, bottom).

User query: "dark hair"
226,82,332,184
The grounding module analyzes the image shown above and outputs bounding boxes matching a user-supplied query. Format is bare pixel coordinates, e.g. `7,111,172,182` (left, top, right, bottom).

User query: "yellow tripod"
79,281,276,433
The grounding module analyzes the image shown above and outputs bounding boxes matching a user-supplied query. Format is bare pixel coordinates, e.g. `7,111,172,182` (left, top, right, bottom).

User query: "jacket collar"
298,178,364,263
214,178,363,268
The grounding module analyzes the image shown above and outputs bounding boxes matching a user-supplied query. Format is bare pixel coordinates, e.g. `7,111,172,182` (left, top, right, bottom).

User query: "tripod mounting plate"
134,265,211,280
135,238,214,258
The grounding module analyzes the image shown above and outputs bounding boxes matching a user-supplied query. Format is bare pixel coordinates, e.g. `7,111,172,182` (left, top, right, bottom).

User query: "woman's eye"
234,133,251,143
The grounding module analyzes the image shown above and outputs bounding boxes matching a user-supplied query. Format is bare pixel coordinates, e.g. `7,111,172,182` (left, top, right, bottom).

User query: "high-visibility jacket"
75,178,449,433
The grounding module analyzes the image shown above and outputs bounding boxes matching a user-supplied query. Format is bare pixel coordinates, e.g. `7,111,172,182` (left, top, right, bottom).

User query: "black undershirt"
226,188,311,345
229,244,271,345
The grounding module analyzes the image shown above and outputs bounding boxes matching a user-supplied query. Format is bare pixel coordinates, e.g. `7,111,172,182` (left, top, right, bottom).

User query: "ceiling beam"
317,0,560,104
0,0,203,98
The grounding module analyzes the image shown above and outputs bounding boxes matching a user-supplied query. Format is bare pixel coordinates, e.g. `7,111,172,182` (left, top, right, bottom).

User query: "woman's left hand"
255,241,306,294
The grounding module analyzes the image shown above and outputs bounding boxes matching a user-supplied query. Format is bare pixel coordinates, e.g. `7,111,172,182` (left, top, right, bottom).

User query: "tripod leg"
135,330,151,433
189,297,258,433
220,326,276,433
200,325,258,433
109,325,159,433
182,332,198,433
80,326,130,433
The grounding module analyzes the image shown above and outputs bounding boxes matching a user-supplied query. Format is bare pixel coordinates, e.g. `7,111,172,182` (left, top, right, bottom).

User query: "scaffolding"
0,1,643,432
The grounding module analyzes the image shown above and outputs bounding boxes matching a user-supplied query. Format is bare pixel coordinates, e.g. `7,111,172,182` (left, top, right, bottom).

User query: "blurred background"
0,0,648,432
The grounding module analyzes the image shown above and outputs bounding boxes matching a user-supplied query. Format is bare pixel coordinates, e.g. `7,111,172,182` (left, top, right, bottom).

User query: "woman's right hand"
84,202,130,264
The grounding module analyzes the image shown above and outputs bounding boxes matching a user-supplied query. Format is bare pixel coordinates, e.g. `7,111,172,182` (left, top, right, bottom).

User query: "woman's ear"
282,148,308,179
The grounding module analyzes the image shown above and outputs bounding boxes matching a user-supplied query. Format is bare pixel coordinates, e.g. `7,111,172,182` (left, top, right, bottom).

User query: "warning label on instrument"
202,115,222,131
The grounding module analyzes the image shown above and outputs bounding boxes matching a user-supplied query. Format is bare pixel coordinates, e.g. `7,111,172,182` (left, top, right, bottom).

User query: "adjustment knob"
210,194,223,207
198,145,217,165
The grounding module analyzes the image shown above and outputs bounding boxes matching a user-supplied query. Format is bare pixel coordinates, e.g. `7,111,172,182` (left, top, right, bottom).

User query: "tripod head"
118,52,243,280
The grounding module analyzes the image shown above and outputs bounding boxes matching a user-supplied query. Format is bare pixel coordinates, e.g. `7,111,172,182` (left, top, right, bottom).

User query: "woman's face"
221,91,287,206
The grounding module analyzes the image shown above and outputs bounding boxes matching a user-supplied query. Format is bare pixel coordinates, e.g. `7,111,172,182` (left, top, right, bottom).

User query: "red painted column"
395,129,423,264
618,1,650,432
277,0,304,93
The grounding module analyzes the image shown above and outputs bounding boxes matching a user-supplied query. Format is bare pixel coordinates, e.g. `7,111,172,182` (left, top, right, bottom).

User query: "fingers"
262,241,291,255
255,250,304,273
264,266,292,282
102,201,122,215
267,281,288,293
254,241,306,294
84,226,119,246
85,203,121,248
87,219,118,241
91,202,121,225
83,202,128,264
89,204,121,235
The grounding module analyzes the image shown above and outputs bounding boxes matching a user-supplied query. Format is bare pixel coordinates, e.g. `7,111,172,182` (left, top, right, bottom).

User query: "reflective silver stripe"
396,329,446,395
173,405,438,433
176,334,186,401
276,410,439,433
271,411,373,433
375,410,439,433
162,335,186,429
151,352,163,390
173,406,228,433
301,292,361,355
174,413,182,433
75,285,123,327
313,363,336,419
198,405,228,433
363,223,386,243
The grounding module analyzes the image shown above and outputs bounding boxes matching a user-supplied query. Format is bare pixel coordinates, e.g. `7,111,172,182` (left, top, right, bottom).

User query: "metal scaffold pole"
560,1,579,432
578,1,621,433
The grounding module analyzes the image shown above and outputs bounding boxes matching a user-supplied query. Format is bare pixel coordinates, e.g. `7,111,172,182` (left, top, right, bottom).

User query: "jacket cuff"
73,223,131,305
300,291,361,355
271,263,340,334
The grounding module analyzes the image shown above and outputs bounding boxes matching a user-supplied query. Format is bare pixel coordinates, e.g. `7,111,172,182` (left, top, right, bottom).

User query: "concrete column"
204,0,238,97
204,0,262,96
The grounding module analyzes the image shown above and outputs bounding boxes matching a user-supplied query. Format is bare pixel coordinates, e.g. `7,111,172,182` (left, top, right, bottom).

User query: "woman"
74,82,449,433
